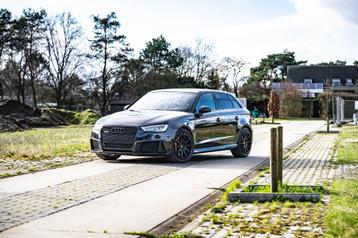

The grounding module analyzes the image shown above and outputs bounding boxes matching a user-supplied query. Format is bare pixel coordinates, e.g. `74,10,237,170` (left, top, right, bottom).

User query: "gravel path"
0,152,96,178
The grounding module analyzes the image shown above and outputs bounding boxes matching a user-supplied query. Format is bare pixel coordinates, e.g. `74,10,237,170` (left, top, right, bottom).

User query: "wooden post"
270,127,278,192
277,126,283,186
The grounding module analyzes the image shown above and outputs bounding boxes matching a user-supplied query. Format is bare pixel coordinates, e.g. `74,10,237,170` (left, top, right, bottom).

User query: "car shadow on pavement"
104,152,263,165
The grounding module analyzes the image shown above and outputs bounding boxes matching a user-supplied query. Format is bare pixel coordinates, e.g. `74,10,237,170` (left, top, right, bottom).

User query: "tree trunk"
326,99,330,132
0,78,3,99
56,89,62,108
31,80,37,108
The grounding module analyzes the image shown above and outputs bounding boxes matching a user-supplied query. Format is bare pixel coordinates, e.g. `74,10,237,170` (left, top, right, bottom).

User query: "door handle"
216,117,221,122
235,116,239,121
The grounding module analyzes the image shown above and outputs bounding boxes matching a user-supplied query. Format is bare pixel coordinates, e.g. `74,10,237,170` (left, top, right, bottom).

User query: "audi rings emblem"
110,127,125,134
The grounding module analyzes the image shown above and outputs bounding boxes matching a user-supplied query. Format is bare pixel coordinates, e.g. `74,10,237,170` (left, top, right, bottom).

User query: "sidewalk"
181,131,357,238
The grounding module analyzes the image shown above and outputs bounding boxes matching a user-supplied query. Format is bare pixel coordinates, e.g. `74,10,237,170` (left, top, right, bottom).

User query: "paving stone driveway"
256,132,357,185
0,162,192,232
182,132,358,238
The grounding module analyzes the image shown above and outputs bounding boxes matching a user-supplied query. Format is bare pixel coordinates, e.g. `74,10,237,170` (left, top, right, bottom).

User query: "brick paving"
0,163,191,232
181,132,358,238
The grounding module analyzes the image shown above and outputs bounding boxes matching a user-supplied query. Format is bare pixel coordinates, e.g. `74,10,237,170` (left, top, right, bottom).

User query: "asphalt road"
0,120,325,238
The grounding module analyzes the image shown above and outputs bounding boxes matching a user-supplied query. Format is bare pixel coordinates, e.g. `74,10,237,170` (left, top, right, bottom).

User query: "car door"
215,93,238,146
194,93,222,149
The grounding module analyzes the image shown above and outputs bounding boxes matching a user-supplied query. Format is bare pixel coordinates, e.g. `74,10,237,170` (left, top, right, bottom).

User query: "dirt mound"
0,99,41,116
0,99,100,132
0,115,30,132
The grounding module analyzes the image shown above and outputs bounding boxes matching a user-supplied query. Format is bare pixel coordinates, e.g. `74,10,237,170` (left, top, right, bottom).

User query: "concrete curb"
228,192,321,203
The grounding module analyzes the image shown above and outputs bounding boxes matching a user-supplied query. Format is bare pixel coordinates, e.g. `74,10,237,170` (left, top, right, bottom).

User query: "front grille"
101,126,137,151
103,143,133,150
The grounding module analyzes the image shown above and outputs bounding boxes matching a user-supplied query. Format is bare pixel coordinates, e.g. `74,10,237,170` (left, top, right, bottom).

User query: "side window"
228,95,242,109
217,93,234,110
195,93,216,112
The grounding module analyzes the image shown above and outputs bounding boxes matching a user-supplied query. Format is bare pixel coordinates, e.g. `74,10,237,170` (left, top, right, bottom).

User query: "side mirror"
198,106,211,115
123,105,130,110
195,106,211,118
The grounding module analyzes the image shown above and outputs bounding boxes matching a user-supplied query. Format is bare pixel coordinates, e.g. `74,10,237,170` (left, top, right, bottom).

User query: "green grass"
210,179,241,214
325,179,358,238
0,125,92,160
223,179,241,199
324,125,358,237
336,126,358,164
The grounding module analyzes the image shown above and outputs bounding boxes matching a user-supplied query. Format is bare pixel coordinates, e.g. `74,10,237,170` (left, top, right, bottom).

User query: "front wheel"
96,154,121,160
231,127,252,158
168,128,194,163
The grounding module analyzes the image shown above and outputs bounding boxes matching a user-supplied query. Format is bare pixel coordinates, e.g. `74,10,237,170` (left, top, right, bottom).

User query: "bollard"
270,127,278,193
277,126,283,186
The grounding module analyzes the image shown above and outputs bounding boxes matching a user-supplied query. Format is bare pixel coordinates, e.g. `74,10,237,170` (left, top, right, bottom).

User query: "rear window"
217,93,234,110
228,95,242,109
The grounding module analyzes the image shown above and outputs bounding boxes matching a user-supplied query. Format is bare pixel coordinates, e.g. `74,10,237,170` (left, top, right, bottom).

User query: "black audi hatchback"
91,89,253,162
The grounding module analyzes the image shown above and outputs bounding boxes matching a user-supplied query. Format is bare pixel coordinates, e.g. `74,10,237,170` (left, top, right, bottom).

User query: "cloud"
290,0,358,25
204,0,358,72
324,0,358,25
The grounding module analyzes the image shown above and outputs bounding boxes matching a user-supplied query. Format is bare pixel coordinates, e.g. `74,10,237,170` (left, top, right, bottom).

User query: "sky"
2,0,358,72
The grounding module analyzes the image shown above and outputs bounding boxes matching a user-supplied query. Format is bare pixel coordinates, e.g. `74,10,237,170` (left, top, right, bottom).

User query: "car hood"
101,110,193,127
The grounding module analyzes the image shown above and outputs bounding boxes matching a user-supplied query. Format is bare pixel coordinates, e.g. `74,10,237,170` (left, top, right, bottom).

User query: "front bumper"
90,127,175,156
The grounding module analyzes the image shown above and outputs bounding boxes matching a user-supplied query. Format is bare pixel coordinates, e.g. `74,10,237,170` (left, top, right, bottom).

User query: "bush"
75,109,101,125
279,82,302,117
44,108,100,125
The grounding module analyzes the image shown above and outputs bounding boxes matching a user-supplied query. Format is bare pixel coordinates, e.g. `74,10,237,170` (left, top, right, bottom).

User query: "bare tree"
177,38,214,86
44,12,83,108
217,57,246,96
192,38,214,84
177,46,194,78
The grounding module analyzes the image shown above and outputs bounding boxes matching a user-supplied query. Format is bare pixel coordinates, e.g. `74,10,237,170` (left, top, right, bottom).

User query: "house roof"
287,65,358,84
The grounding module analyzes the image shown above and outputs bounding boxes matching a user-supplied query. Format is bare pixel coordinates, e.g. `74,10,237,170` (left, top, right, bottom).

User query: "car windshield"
129,91,197,112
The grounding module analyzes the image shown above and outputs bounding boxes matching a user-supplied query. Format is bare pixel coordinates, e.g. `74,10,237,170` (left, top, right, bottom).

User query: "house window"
332,78,341,86
304,79,312,84
346,78,353,86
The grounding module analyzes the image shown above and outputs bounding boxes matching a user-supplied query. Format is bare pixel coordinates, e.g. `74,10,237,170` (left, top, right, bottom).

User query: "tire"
231,127,252,158
96,154,121,160
168,128,194,163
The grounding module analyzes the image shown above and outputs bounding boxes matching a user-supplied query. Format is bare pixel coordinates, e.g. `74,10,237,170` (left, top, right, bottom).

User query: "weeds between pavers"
199,200,327,237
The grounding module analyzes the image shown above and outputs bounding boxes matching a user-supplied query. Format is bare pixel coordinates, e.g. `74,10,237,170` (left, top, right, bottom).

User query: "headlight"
141,124,168,132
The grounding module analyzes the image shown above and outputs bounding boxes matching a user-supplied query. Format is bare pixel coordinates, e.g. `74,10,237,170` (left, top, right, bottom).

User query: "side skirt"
193,144,237,154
